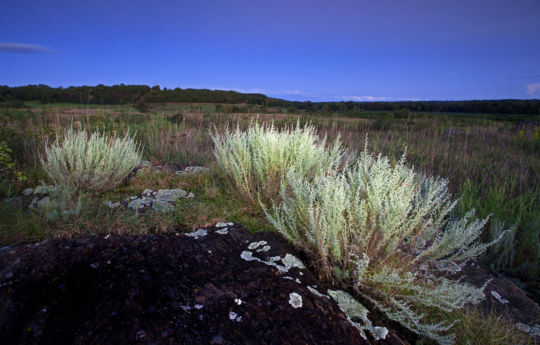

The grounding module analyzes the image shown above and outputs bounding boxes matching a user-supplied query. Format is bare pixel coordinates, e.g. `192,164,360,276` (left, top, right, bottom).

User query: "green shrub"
211,121,346,204
40,129,142,192
266,148,503,344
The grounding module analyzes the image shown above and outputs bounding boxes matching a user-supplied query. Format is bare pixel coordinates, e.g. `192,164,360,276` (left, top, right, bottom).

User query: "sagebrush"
262,144,503,344
211,121,345,204
40,128,142,192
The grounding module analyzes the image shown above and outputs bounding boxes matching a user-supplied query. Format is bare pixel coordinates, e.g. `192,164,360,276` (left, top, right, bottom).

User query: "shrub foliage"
40,129,142,192
211,122,345,204
213,124,502,344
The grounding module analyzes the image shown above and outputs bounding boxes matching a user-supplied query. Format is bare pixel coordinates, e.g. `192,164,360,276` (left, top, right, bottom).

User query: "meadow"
0,101,538,344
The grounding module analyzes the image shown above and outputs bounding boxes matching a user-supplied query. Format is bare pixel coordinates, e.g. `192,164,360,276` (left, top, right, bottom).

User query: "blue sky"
1,0,539,101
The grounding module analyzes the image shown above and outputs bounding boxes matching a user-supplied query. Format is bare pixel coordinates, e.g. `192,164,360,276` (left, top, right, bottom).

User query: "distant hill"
1,84,539,115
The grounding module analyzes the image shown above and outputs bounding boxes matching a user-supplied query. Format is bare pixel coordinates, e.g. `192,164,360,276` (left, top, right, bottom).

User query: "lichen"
185,229,207,239
328,289,388,340
248,241,267,250
308,286,329,299
491,290,509,304
240,250,305,274
289,292,303,308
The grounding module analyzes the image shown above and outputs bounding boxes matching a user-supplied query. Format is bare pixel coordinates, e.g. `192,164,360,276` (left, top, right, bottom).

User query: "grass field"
0,102,538,343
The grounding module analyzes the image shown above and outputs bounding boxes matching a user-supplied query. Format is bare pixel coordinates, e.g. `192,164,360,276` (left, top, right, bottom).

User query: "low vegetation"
212,122,345,204
40,129,142,192
214,124,499,343
0,100,537,344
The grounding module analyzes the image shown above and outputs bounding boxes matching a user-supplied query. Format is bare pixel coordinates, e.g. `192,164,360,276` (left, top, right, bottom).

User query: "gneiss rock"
454,261,540,342
175,166,210,176
0,225,386,345
155,188,187,202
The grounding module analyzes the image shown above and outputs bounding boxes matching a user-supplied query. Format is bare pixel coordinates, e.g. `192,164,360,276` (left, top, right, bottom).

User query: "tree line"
1,84,539,115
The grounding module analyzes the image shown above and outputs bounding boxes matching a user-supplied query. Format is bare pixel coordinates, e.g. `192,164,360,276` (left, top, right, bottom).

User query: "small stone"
187,192,195,198
90,262,99,269
22,188,34,196
216,228,229,235
128,197,153,210
137,160,152,169
155,189,187,202
152,200,175,213
143,188,153,195
105,201,121,208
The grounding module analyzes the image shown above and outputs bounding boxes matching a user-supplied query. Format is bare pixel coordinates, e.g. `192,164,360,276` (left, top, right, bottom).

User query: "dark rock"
0,225,384,345
456,261,540,341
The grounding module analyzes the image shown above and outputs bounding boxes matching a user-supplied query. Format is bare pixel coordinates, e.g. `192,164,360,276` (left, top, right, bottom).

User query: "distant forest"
1,84,539,115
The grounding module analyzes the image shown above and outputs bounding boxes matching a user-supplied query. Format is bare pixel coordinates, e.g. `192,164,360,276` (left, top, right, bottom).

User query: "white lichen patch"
216,228,229,235
216,221,234,228
283,276,293,280
491,290,509,304
256,245,271,252
194,304,203,309
328,289,388,340
295,278,301,284
248,241,267,250
240,251,305,274
516,323,540,336
289,292,303,308
307,286,329,299
281,253,306,270
229,311,242,322
185,229,208,239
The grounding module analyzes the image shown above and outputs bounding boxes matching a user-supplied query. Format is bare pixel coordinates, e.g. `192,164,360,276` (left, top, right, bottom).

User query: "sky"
1,0,539,101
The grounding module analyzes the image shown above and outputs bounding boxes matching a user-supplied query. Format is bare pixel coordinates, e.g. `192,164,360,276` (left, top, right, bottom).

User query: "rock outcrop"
0,224,403,345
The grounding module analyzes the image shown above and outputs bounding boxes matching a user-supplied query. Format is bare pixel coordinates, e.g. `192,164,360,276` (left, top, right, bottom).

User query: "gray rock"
36,197,52,209
175,166,209,176
152,200,175,213
142,189,153,196
137,160,152,169
22,188,34,196
128,197,153,210
155,189,187,202
187,192,195,198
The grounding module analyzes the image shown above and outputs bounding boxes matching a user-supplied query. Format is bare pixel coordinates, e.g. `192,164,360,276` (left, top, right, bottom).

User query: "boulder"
0,225,401,345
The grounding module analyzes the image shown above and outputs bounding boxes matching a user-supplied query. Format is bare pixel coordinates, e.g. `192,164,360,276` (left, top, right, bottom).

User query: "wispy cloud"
344,95,392,102
0,42,52,53
526,83,540,97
